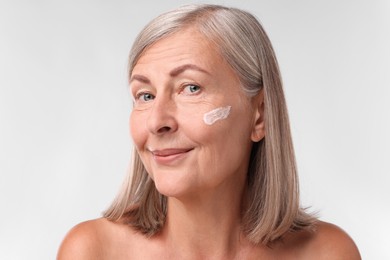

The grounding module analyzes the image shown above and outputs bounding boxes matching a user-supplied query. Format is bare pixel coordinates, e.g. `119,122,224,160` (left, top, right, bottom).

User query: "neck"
159,182,251,259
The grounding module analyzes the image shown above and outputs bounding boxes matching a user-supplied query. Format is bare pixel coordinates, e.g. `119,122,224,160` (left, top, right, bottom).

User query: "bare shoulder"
279,221,361,260
57,218,110,259
309,221,361,259
57,218,136,260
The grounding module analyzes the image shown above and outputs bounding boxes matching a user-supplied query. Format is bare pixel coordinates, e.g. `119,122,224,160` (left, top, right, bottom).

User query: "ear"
251,90,265,142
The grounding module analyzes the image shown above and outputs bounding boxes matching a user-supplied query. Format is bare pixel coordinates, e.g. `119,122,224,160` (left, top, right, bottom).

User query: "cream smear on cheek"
203,106,232,125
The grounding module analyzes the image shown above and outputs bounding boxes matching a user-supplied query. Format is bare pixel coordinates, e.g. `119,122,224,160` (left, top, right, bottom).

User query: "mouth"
151,148,193,156
149,148,194,164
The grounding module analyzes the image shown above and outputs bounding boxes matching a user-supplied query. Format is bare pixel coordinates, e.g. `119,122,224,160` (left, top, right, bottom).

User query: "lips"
149,148,193,164
151,148,193,157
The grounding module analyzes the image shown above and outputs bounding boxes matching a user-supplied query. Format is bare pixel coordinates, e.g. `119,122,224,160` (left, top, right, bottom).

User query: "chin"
154,182,188,198
153,172,196,199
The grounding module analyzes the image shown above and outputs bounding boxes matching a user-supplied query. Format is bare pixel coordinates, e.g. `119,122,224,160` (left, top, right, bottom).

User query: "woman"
58,4,360,259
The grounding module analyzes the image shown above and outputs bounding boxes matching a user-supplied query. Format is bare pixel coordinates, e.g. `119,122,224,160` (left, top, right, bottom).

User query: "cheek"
129,111,147,148
180,107,238,149
203,106,231,125
202,107,252,152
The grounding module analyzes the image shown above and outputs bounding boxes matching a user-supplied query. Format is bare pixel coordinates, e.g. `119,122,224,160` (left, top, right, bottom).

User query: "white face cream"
203,106,231,125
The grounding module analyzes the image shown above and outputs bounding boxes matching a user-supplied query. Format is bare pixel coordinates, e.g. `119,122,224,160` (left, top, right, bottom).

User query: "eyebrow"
129,74,150,84
130,64,210,84
169,64,210,77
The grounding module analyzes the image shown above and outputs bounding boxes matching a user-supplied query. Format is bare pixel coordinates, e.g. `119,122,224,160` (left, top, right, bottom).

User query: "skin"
57,27,361,260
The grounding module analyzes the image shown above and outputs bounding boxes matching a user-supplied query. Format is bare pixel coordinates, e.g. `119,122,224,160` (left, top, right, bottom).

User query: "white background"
0,0,389,259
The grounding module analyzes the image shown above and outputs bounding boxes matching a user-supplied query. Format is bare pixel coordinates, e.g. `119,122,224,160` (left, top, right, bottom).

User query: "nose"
147,96,178,135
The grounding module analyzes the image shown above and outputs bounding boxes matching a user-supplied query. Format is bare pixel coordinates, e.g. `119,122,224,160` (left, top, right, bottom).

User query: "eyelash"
180,84,202,95
135,92,155,102
134,83,202,102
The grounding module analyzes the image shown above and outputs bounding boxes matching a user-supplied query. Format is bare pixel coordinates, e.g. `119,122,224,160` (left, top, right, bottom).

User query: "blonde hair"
104,4,315,244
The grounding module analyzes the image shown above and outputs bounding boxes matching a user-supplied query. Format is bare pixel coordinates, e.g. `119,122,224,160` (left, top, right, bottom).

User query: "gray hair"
104,4,315,245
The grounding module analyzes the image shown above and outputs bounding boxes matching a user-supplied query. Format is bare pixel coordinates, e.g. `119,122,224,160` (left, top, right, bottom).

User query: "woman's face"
130,28,261,198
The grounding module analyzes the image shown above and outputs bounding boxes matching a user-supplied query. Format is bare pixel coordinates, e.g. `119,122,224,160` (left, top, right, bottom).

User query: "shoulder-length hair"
104,4,315,245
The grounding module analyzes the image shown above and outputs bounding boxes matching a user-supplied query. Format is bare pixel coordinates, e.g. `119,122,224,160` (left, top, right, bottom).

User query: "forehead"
133,27,224,72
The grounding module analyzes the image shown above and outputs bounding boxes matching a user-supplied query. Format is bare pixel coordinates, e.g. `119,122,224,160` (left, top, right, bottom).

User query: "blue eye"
183,84,201,94
137,92,155,102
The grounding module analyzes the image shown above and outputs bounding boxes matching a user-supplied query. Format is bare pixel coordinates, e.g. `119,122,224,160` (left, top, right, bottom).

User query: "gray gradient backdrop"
1,0,389,259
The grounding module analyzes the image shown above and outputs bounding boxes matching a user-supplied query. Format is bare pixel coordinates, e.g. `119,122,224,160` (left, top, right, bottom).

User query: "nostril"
157,126,171,134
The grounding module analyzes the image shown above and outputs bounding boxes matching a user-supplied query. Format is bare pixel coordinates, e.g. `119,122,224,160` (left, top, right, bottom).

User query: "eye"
136,92,155,102
182,84,201,95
